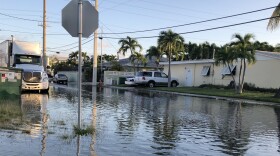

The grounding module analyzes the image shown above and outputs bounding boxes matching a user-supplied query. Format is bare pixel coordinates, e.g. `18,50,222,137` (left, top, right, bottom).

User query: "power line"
0,5,276,36
0,12,60,23
100,6,277,35
47,15,279,53
101,15,280,39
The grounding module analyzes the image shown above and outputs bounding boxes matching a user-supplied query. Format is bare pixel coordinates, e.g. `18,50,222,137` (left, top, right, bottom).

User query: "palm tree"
146,46,163,70
158,30,185,87
230,33,256,94
67,51,90,65
215,46,238,91
129,52,147,72
267,3,280,97
118,36,142,74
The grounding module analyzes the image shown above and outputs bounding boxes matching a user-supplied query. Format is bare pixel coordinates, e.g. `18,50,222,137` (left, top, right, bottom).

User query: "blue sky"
1,0,280,59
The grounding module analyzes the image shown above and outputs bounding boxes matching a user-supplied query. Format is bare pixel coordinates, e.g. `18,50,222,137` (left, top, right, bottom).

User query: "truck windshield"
14,55,41,65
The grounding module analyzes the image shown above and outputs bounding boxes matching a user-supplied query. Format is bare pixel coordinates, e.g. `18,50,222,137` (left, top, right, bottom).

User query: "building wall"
162,57,280,89
245,59,280,88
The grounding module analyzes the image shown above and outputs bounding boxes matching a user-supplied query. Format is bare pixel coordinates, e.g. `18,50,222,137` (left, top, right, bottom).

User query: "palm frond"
267,3,280,31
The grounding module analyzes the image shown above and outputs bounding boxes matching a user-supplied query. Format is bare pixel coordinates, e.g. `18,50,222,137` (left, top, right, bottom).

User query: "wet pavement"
0,83,280,155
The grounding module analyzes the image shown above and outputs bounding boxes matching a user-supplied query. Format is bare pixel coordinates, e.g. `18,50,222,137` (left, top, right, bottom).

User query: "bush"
198,84,226,89
243,82,277,93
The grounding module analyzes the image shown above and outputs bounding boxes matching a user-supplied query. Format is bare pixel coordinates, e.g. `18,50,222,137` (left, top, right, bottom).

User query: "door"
185,68,193,86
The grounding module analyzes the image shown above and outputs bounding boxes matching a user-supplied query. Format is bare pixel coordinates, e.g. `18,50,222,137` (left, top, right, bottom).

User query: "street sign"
62,0,98,38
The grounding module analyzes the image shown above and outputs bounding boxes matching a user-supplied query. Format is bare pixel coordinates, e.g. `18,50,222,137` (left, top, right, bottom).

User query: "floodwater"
0,84,280,155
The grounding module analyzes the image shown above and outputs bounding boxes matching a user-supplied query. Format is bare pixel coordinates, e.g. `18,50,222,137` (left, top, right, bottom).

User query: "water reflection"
1,86,280,155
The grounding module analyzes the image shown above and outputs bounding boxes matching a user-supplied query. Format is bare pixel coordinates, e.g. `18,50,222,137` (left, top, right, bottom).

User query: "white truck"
0,40,49,92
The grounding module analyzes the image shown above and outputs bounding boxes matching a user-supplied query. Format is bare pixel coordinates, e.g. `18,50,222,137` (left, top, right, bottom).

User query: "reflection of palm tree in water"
151,97,179,154
216,102,250,155
273,107,280,152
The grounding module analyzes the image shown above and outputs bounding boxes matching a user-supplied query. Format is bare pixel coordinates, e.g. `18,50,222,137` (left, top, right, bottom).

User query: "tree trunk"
133,63,136,75
239,59,246,94
168,55,171,87
274,88,280,97
238,59,243,94
228,63,237,91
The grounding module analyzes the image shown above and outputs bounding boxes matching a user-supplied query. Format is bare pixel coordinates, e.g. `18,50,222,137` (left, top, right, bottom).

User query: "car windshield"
14,55,41,65
58,74,66,77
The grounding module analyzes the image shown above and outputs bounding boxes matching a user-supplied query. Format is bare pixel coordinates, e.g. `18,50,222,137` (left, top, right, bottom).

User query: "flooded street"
0,84,280,155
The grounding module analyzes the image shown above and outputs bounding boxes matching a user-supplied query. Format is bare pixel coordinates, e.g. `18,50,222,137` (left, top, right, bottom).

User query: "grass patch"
73,125,95,136
0,100,23,123
149,87,280,103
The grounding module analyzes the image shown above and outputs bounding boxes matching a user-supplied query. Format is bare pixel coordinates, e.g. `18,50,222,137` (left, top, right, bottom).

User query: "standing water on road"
0,85,280,155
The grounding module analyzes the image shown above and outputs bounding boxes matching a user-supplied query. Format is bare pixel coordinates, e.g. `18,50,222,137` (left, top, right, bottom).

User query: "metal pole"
78,0,83,129
43,0,47,71
99,37,103,82
93,0,98,85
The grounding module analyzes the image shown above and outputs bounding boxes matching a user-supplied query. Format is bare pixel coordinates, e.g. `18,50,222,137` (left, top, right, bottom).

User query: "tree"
274,43,280,52
215,46,238,91
67,51,90,66
110,60,124,71
267,3,280,31
146,46,163,70
230,33,256,94
118,36,142,74
158,30,185,87
129,52,147,71
267,3,280,97
253,41,274,51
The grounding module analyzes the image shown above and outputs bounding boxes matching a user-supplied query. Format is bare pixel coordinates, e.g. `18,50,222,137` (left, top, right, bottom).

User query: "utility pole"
43,0,47,71
99,36,103,82
92,0,98,85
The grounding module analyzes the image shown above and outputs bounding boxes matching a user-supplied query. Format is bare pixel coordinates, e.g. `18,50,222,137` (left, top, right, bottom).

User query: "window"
154,72,161,77
14,55,41,65
221,65,236,75
161,72,168,78
201,66,210,76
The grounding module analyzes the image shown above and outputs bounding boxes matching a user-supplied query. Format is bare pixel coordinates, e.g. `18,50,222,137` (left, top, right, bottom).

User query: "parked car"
53,73,68,85
134,71,179,87
125,77,136,86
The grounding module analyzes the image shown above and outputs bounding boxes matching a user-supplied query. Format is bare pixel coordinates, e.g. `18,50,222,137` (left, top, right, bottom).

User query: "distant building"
103,57,167,72
47,55,68,66
160,51,280,89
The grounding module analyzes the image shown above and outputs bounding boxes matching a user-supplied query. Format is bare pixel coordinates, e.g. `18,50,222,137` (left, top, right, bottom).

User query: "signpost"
62,0,98,128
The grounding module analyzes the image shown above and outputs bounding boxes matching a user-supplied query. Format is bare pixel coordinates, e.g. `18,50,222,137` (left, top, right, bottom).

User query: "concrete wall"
104,71,134,85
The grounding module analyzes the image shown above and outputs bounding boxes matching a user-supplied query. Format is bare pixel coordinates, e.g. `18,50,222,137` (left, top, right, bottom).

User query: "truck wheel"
171,81,178,87
148,81,155,88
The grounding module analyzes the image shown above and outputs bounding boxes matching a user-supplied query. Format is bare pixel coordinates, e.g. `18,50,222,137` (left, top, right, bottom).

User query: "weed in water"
73,125,95,136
